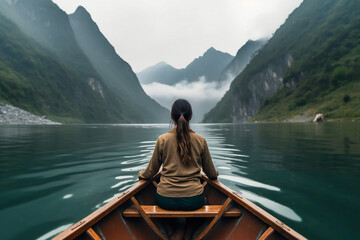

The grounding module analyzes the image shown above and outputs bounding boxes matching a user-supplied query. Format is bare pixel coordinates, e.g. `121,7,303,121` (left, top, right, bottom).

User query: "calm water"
0,123,359,240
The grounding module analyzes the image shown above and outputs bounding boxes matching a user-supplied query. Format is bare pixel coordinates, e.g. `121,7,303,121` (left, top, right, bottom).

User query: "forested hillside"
138,47,233,85
69,6,168,123
0,0,168,123
217,40,266,83
0,12,134,123
204,0,360,122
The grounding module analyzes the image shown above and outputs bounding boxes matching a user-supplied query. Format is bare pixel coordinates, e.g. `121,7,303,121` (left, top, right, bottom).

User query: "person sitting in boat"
138,98,218,239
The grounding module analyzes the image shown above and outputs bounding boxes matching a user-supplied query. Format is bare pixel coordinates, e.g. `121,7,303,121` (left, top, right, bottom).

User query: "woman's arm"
138,138,162,180
201,139,218,179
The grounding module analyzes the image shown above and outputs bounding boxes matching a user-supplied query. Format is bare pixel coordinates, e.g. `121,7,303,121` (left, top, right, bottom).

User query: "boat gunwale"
201,174,306,240
54,172,306,240
52,173,159,240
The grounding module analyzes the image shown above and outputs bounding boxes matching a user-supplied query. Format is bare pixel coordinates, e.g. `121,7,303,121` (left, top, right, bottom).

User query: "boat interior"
65,174,296,240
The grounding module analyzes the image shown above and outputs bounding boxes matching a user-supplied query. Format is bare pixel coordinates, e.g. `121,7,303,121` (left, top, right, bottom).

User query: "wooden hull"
54,174,306,240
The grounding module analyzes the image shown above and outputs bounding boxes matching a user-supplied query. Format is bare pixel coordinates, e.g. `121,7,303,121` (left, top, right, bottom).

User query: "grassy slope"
69,7,169,123
205,0,360,122
0,0,149,123
0,0,101,81
253,0,360,121
0,12,135,123
252,81,360,122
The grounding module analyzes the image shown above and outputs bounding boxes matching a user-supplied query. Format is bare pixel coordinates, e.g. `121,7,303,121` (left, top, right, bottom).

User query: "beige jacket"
138,129,218,197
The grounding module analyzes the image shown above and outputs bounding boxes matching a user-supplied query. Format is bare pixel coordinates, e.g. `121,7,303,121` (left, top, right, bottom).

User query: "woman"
138,99,218,239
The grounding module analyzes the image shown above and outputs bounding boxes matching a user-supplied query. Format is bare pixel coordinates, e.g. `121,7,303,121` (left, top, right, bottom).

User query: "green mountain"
204,0,360,123
217,40,266,83
0,0,168,123
137,47,233,85
68,6,168,123
137,61,182,85
0,11,135,123
185,47,234,83
0,0,100,82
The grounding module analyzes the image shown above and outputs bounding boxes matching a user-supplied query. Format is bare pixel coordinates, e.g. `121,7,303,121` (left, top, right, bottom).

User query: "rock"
313,113,324,122
0,103,61,125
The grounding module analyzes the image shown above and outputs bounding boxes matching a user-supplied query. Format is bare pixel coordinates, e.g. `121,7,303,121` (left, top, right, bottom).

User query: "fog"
53,0,303,72
142,75,234,122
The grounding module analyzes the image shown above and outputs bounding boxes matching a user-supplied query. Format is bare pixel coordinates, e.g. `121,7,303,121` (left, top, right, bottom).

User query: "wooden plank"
201,174,307,240
86,228,101,240
194,197,233,240
54,171,306,240
131,197,168,240
123,205,242,218
259,227,275,240
53,172,161,240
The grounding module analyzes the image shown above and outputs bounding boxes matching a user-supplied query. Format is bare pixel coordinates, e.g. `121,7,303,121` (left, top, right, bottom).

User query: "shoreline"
1,102,358,125
0,103,61,125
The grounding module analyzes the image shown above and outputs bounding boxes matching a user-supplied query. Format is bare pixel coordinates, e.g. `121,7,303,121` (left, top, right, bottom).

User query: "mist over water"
142,76,233,122
0,123,359,240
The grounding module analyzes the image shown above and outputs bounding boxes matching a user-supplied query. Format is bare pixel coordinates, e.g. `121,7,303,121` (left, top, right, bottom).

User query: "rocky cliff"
204,0,360,122
231,54,293,122
217,39,267,84
69,6,169,123
137,47,233,85
0,0,169,123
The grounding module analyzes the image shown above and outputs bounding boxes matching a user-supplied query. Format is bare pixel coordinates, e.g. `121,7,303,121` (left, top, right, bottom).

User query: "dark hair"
171,99,193,165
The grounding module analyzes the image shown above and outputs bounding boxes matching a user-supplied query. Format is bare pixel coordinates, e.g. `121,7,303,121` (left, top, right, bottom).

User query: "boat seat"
122,205,242,218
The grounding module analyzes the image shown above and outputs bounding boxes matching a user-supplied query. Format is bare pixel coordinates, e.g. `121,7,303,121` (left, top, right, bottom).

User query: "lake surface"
0,123,359,240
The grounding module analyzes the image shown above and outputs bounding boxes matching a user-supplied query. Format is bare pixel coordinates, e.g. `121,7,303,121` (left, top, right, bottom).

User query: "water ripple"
139,144,156,148
36,224,73,240
111,179,135,189
140,140,157,144
123,153,148,159
121,164,148,172
62,194,73,199
115,175,133,180
214,155,248,162
219,175,281,192
121,158,150,165
2,123,358,240
239,189,302,222
210,146,242,152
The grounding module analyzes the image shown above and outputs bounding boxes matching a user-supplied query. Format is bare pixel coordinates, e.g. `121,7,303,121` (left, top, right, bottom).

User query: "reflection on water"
239,189,302,222
36,224,72,240
218,175,281,192
0,123,359,240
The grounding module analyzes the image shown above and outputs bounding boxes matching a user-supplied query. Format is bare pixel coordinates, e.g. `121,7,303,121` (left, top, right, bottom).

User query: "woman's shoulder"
190,130,206,142
158,130,176,141
159,128,206,142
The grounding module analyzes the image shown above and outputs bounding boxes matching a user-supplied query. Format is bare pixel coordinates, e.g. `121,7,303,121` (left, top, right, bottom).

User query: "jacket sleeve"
201,138,218,180
138,137,162,180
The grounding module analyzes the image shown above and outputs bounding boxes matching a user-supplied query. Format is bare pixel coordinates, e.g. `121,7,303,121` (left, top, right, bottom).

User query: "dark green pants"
156,192,205,211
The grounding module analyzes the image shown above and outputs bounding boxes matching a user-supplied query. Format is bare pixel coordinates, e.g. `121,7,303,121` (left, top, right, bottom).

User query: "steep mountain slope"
0,0,100,82
138,48,233,85
204,0,360,123
185,47,234,83
0,12,135,123
68,6,169,123
217,40,266,83
137,62,184,85
0,0,168,123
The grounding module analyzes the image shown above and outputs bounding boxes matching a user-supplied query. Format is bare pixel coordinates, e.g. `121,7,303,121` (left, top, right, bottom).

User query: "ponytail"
171,99,193,166
176,115,192,165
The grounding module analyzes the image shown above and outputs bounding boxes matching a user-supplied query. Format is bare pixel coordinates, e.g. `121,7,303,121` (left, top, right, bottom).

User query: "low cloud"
142,76,234,122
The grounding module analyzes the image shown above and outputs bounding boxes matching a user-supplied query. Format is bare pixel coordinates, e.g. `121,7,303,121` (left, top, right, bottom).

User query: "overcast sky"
53,0,302,72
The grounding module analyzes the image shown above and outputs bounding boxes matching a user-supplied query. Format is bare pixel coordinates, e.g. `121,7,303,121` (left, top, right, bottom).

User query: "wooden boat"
54,173,306,240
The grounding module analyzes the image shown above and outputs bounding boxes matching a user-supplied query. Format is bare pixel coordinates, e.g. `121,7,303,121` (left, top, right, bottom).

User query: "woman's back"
138,98,218,215
139,128,218,197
